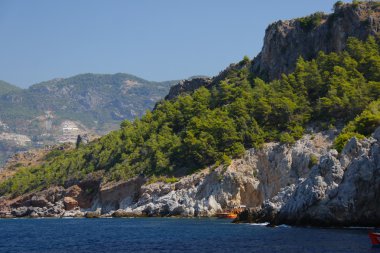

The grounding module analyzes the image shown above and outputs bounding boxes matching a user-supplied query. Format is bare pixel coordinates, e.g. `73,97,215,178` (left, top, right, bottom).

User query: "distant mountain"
0,81,21,96
0,73,179,164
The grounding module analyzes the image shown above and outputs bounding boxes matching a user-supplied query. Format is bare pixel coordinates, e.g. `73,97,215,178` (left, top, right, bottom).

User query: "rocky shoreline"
3,128,380,227
0,131,334,220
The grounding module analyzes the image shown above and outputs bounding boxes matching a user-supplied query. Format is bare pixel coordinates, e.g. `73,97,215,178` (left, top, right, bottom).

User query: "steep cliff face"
252,2,380,81
99,131,333,217
237,128,380,226
165,2,380,100
0,131,334,218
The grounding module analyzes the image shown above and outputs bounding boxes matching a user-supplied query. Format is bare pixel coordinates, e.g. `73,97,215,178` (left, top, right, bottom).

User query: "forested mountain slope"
1,35,379,197
0,2,379,221
0,81,21,96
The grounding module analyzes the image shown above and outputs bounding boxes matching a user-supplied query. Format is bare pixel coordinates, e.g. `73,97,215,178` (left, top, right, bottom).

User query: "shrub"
279,133,295,145
242,55,250,65
147,175,179,184
297,12,325,32
334,1,344,10
44,149,63,161
308,154,319,169
352,0,361,8
289,125,305,140
343,101,380,136
333,132,365,152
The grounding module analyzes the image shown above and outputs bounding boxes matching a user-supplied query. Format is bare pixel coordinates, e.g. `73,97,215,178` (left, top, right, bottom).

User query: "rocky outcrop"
164,2,380,101
0,185,89,218
164,77,212,100
237,127,380,227
252,2,380,81
63,197,78,211
0,131,334,218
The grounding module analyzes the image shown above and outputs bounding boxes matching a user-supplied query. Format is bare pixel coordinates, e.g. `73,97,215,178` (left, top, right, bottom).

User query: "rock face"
165,77,212,100
0,131,334,218
164,2,380,102
252,2,380,81
238,128,380,227
63,197,78,211
0,186,86,218
88,131,333,217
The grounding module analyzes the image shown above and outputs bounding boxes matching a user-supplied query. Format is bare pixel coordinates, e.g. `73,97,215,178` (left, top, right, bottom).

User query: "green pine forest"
1,36,380,197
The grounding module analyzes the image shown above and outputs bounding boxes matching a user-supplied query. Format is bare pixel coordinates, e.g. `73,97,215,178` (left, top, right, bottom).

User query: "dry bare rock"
244,127,380,226
252,2,380,81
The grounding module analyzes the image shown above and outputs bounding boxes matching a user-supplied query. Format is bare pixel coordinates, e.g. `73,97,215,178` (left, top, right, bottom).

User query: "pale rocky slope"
236,128,380,227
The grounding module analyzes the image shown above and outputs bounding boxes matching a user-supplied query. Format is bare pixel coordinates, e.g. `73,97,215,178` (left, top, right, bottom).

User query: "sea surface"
0,218,374,253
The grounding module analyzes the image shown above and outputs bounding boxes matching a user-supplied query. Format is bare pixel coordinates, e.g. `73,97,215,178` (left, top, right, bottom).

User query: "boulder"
85,209,101,218
11,207,30,217
29,196,49,208
65,185,82,198
62,210,84,218
112,209,139,218
63,197,78,210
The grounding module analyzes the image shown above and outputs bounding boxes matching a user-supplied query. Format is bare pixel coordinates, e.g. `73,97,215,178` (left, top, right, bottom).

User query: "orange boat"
216,206,246,219
216,212,238,219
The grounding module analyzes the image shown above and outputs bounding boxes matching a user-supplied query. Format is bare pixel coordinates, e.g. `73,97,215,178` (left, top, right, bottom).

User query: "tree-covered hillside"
1,37,379,197
0,81,21,96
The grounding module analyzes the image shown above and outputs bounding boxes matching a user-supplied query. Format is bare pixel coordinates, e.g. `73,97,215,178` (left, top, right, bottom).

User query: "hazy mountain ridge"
0,73,178,165
0,81,21,96
1,73,178,131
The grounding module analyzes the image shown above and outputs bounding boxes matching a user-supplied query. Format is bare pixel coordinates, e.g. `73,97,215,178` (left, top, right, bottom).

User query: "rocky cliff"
165,2,380,100
252,2,380,81
164,77,212,100
236,127,380,227
0,131,335,218
164,62,245,100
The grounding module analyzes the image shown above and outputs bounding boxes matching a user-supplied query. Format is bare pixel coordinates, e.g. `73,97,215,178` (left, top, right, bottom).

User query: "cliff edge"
166,1,380,100
252,2,380,81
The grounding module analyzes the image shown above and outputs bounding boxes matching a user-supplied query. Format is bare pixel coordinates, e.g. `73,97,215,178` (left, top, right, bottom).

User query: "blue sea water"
0,218,374,253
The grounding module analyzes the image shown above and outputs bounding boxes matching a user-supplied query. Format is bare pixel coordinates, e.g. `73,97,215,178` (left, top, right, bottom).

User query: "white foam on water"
249,222,269,226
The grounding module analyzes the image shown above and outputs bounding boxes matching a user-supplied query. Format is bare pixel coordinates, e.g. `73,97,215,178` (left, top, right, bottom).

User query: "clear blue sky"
0,0,349,88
